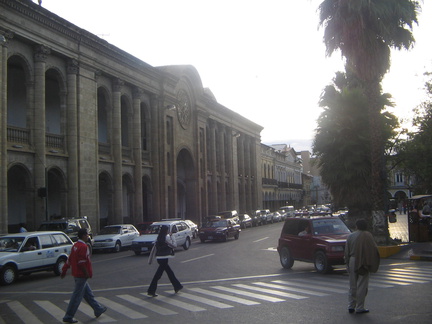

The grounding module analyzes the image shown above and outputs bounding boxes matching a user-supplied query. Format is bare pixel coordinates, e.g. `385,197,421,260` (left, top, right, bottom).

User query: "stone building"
0,0,262,233
261,144,303,211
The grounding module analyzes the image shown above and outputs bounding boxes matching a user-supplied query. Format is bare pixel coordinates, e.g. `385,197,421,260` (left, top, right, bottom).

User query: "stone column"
66,59,79,217
238,135,245,212
132,87,143,223
150,94,160,220
218,125,226,210
0,33,9,233
34,44,50,222
112,79,123,224
209,120,218,214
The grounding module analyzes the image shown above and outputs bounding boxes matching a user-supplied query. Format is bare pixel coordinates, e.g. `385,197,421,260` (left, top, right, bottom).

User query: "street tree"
318,0,420,242
397,72,432,194
313,72,398,232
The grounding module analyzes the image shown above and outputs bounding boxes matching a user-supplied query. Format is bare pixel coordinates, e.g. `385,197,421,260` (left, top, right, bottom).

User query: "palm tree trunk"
366,81,390,244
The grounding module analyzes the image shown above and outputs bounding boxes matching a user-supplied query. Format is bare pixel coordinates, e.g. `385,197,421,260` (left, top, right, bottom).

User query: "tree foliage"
396,73,432,194
313,72,398,212
318,1,420,241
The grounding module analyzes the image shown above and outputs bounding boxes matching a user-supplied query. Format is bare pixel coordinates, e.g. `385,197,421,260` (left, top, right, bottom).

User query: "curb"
378,245,401,258
409,254,432,261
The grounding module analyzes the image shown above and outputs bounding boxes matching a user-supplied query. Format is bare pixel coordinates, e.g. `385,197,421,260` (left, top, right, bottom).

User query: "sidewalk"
390,241,432,261
388,213,432,261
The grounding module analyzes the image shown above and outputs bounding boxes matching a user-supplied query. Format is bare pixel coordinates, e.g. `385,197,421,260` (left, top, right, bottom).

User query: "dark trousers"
148,258,182,294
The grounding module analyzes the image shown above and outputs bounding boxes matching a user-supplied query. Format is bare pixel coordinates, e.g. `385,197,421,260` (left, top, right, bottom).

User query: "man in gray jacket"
344,219,380,314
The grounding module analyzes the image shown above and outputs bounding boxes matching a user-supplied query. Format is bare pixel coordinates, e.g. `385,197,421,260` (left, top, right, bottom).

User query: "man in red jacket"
61,228,107,323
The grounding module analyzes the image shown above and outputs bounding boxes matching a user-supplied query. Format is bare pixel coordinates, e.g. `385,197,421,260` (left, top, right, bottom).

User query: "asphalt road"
1,222,431,323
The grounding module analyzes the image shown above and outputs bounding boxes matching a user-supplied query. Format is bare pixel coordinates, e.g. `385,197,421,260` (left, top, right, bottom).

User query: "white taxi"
0,231,73,285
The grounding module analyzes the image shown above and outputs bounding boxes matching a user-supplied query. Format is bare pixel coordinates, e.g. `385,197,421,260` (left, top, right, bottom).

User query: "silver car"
132,220,192,255
0,231,73,285
93,224,140,253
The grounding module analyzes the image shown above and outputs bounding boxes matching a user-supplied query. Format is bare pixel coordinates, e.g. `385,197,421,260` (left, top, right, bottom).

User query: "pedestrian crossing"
1,265,431,323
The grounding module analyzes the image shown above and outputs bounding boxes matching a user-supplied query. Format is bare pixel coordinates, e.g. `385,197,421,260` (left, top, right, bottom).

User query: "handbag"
156,241,175,257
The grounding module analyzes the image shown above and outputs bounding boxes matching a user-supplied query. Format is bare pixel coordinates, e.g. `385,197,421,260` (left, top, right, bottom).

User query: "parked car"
0,231,73,285
131,220,192,255
199,218,241,242
135,221,153,235
256,209,271,224
217,210,240,224
239,214,253,229
251,211,262,226
272,211,282,222
277,217,351,273
38,217,93,245
93,224,140,252
184,220,199,238
279,206,295,218
265,212,274,224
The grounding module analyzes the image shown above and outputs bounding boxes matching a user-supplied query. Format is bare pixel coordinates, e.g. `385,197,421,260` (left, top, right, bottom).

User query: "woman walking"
147,225,183,297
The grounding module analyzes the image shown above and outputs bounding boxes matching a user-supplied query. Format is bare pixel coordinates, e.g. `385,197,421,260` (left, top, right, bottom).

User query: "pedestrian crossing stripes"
1,265,431,323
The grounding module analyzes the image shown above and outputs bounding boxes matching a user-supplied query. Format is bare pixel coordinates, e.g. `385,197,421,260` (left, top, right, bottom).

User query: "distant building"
298,151,331,207
261,144,303,210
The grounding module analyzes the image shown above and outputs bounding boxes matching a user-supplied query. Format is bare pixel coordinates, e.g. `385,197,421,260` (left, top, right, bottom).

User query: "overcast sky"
35,0,432,151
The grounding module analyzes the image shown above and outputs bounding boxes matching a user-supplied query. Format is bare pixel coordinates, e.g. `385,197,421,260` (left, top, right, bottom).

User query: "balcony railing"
7,126,29,144
46,133,64,149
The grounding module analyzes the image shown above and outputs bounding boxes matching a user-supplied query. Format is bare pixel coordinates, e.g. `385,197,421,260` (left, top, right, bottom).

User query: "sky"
34,0,432,151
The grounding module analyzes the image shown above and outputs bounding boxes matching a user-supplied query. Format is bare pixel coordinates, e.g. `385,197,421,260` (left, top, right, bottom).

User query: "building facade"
0,0,263,233
261,144,303,211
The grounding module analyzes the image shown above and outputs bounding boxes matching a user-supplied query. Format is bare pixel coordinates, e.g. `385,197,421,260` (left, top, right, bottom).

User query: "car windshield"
311,218,351,235
146,225,164,234
206,220,227,227
99,227,121,235
136,223,150,231
0,237,25,252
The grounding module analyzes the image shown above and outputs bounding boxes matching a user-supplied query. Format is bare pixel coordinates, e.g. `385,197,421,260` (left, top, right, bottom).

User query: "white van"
279,206,295,218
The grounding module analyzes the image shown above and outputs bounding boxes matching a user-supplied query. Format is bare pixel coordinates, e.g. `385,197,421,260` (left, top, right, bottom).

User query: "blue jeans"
63,277,105,320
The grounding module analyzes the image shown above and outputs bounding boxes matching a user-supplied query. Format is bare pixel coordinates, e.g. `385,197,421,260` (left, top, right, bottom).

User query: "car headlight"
330,246,344,252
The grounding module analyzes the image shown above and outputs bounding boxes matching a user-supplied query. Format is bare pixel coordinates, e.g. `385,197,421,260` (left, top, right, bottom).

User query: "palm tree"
314,72,398,230
318,0,420,242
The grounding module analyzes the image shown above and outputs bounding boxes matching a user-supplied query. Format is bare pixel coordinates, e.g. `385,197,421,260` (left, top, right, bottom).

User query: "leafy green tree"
313,72,398,230
397,73,432,194
318,0,420,241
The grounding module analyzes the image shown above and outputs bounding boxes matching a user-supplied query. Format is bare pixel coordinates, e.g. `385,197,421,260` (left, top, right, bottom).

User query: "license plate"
141,247,148,252
208,236,213,240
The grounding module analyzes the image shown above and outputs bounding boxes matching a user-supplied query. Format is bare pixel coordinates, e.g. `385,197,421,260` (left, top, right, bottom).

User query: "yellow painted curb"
378,245,401,258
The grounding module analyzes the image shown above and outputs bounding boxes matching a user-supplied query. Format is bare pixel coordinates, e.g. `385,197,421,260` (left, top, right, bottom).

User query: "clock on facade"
177,89,191,129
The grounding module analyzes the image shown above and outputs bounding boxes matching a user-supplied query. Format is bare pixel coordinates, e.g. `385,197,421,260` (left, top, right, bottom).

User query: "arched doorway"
176,149,197,222
47,167,67,219
7,164,32,232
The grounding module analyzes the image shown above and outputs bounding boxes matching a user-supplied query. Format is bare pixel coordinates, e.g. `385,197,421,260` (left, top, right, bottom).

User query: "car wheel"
134,251,141,255
114,241,121,253
200,238,205,243
222,234,228,242
314,251,331,274
280,247,294,269
54,257,67,276
234,232,239,240
183,237,191,250
0,265,17,285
